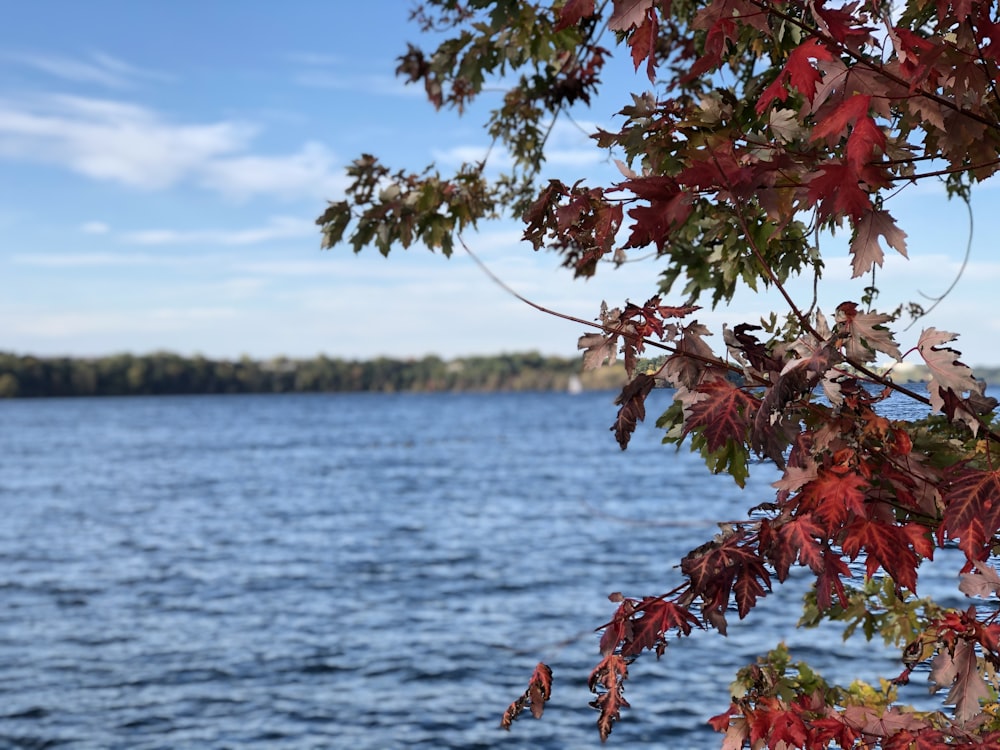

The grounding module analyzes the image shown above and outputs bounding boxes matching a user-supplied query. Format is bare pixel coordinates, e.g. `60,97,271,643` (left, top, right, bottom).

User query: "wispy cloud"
4,50,171,88
199,141,347,201
122,215,317,246
0,94,347,199
80,220,110,234
288,51,419,97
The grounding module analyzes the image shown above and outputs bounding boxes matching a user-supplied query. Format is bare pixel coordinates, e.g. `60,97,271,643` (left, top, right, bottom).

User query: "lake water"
0,389,980,748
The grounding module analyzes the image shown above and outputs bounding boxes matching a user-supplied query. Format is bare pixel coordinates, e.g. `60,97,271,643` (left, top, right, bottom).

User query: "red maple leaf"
589,654,630,741
749,698,809,748
553,0,596,31
806,162,872,220
501,662,554,729
812,93,872,143
621,598,701,656
757,38,835,113
682,378,757,452
795,468,869,533
840,518,931,591
611,373,656,450
681,531,771,618
779,515,826,574
942,466,1000,561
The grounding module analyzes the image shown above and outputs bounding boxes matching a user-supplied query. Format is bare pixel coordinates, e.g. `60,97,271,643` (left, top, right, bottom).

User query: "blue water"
0,390,977,748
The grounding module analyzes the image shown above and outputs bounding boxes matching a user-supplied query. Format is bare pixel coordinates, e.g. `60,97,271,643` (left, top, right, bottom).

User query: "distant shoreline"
0,351,629,399
0,352,995,399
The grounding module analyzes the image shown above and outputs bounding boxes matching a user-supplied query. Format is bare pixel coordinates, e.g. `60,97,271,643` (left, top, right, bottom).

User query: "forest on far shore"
1,351,997,399
0,351,630,398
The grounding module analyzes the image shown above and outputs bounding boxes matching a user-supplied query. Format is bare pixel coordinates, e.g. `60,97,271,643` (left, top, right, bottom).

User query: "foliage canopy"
319,0,1000,745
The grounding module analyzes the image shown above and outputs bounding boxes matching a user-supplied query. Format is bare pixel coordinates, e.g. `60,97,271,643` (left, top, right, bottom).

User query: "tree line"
0,351,629,398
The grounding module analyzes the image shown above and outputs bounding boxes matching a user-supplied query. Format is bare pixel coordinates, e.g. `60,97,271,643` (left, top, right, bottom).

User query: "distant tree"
319,0,1000,745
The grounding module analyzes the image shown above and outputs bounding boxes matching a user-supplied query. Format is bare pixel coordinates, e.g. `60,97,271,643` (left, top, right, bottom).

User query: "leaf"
611,373,656,450
959,561,1000,599
501,662,554,729
917,328,980,416
834,301,902,362
942,466,1000,561
553,0,596,31
930,640,990,725
849,208,908,277
682,378,756,453
588,654,630,741
840,518,930,592
812,94,872,143
608,0,654,30
620,598,701,656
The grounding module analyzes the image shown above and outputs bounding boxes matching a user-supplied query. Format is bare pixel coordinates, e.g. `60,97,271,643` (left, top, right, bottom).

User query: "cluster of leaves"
319,0,1000,745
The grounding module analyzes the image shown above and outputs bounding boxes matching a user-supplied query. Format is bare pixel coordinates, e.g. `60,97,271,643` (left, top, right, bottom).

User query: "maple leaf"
930,640,990,725
749,699,809,749
835,301,902,362
611,373,656,450
607,0,654,30
621,598,701,656
807,162,873,220
682,378,756,453
917,328,984,431
681,531,770,618
589,654,630,741
959,561,1000,599
941,466,1000,561
812,94,872,143
501,662,553,729
840,518,930,592
778,516,826,574
756,38,835,113
849,208,908,278
553,0,596,31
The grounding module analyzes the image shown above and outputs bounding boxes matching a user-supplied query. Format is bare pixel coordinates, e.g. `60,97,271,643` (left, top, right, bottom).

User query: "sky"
2,2,999,365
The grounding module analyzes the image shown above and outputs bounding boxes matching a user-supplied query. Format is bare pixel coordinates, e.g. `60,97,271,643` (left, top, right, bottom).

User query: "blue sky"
2,2,998,365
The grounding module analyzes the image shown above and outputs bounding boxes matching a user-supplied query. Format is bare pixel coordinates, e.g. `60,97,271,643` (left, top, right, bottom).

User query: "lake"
0,389,978,748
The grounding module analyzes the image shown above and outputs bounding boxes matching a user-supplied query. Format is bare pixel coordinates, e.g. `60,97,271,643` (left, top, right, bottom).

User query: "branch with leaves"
319,0,1000,745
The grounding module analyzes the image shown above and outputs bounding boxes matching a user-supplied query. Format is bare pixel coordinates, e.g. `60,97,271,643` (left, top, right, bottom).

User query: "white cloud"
80,220,110,234
0,94,255,189
0,94,347,200
199,141,347,200
122,215,317,246
11,252,167,267
4,51,171,88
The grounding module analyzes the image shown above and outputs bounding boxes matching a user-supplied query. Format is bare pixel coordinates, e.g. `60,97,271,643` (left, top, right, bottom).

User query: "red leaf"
795,469,869,533
756,38,835,113
621,598,701,656
589,654,630,741
840,517,928,591
501,662,554,729
553,0,596,31
834,301,902,362
779,516,826,574
942,467,1000,561
787,39,836,100
682,378,757,453
806,163,872,220
812,94,872,143
611,373,656,450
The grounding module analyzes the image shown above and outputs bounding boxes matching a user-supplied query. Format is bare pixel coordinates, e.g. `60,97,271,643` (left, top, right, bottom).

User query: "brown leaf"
611,373,656,450
608,0,654,30
959,561,1000,599
835,302,901,362
849,209,908,278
